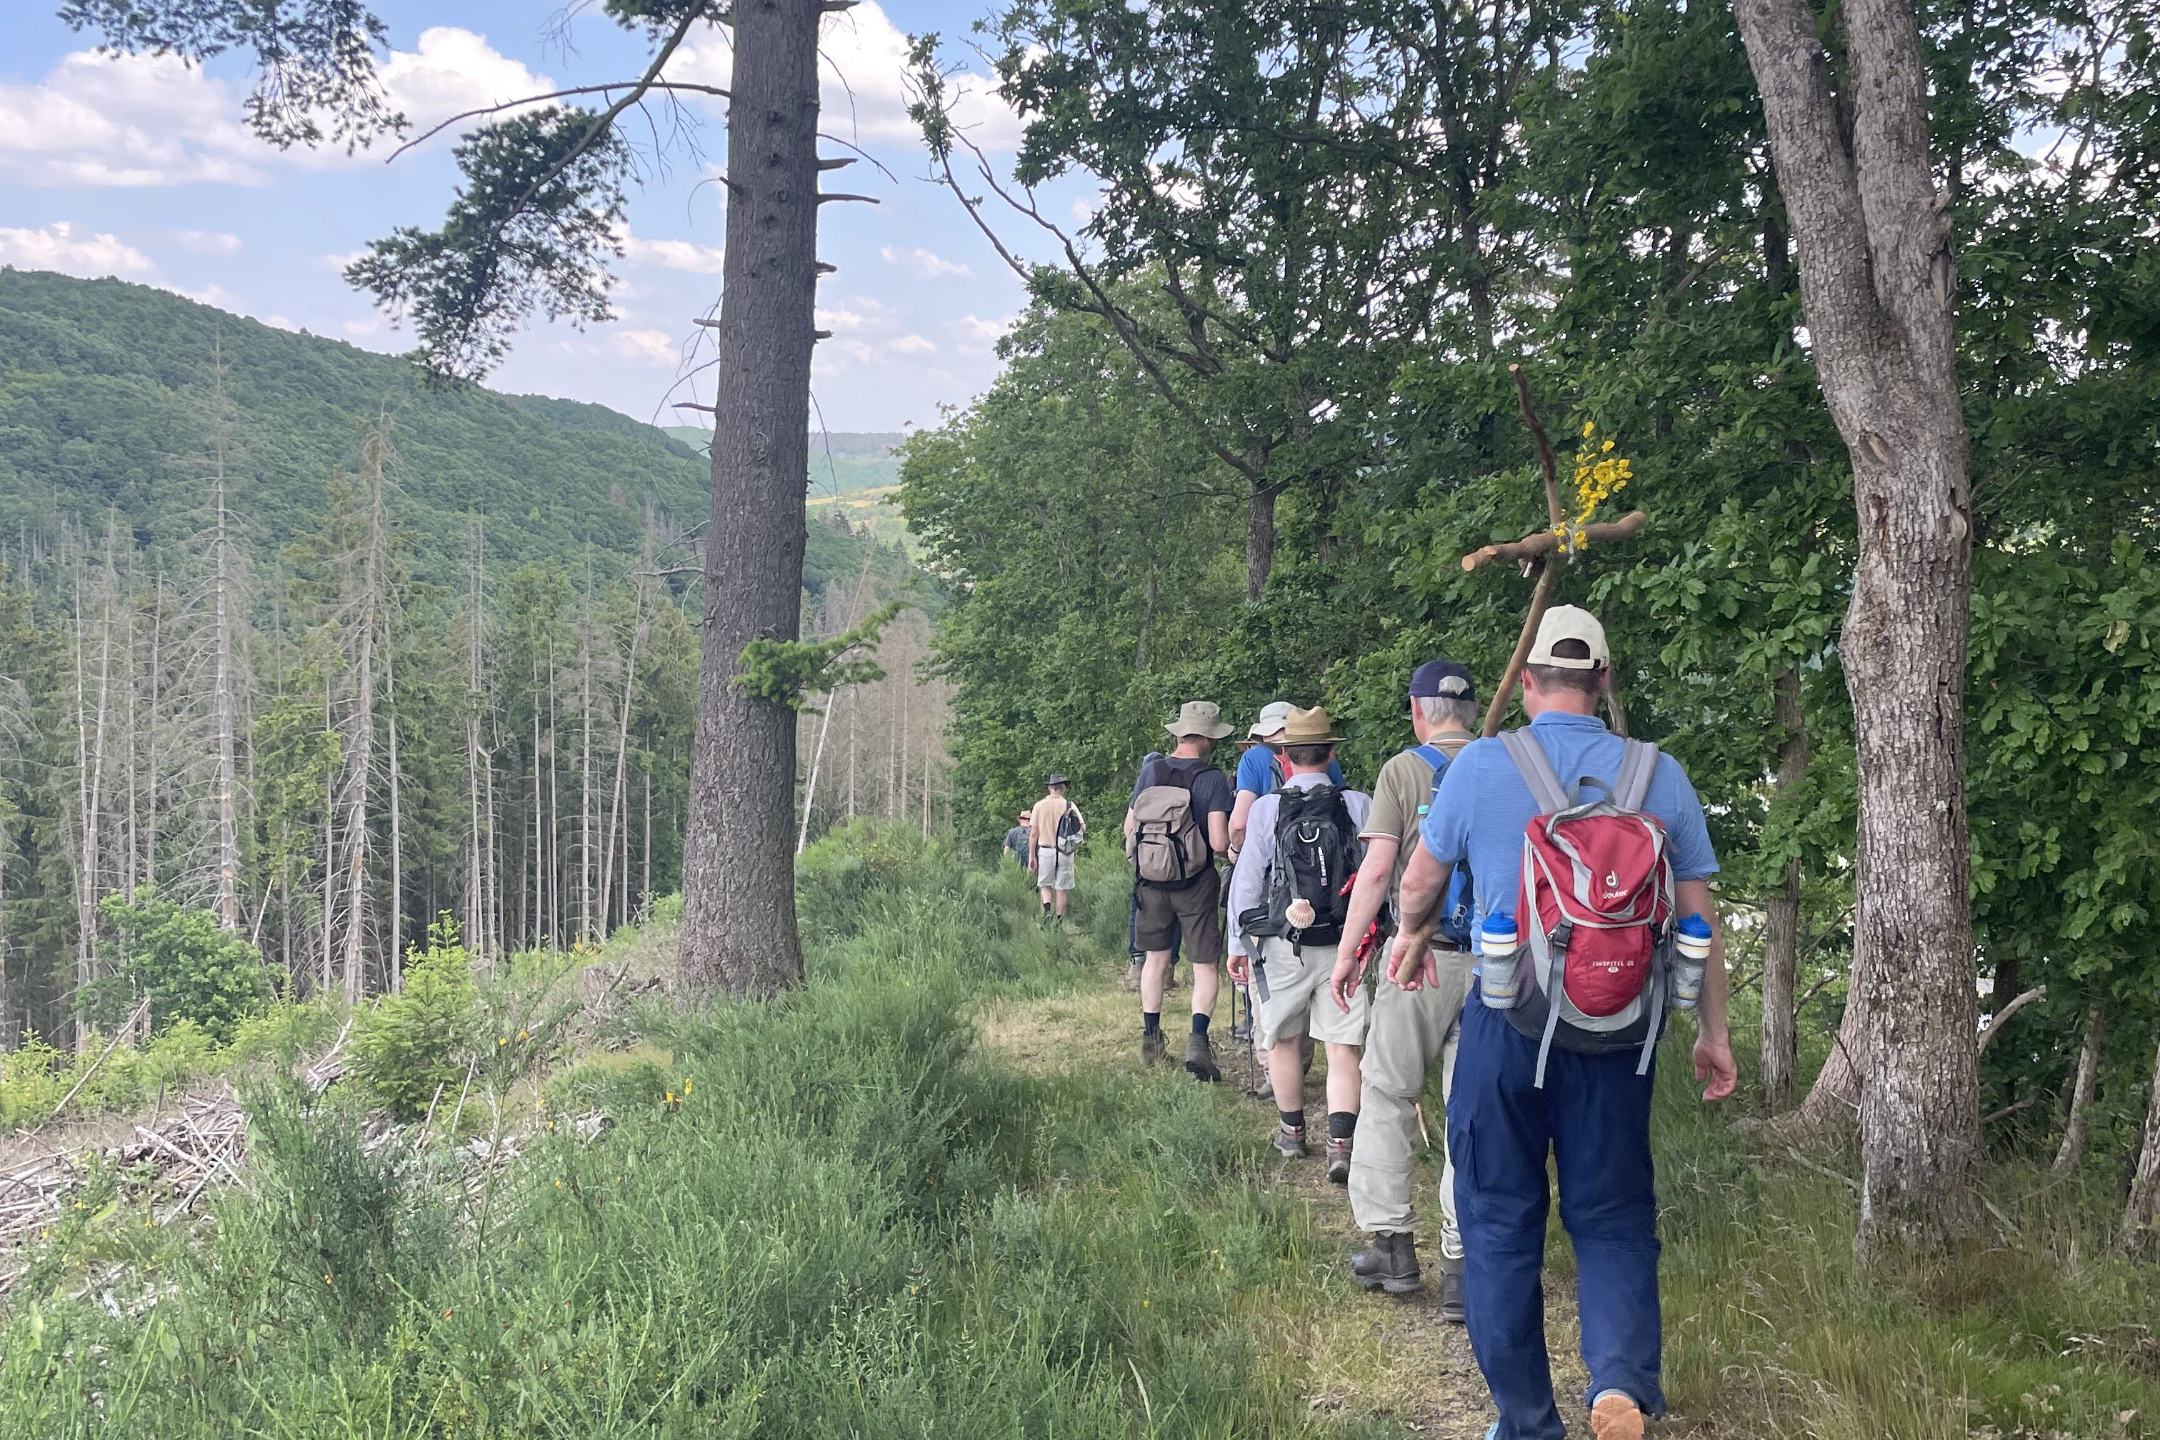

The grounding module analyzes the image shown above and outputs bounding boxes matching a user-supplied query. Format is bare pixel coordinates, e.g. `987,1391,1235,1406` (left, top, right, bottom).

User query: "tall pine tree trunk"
680,0,824,998
210,350,242,931
1735,0,1978,1257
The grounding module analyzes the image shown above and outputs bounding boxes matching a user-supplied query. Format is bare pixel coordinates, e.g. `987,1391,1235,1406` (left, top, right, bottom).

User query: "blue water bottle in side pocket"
1479,911,1521,1009
1672,913,1712,1011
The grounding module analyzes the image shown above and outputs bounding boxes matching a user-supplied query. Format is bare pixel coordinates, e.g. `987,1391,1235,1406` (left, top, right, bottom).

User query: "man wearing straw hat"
1125,701,1237,1076
1225,706,1371,1175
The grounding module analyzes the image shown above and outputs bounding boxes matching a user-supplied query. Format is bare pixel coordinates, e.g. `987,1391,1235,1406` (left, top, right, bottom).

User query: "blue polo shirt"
1418,712,1718,930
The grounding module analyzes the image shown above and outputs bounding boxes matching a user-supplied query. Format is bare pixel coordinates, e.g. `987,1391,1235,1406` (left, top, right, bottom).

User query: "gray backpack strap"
1636,961,1665,1076
1614,739,1661,812
1534,944,1565,1088
1499,729,1572,814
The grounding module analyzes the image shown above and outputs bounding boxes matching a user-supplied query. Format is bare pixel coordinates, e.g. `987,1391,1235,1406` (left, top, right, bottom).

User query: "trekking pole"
1468,367,1650,737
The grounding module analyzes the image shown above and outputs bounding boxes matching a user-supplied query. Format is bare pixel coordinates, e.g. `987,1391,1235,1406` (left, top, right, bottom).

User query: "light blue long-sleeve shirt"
1226,771,1371,957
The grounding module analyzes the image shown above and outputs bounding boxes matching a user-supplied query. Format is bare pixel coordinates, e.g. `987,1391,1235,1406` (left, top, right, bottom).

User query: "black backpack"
1239,784,1362,948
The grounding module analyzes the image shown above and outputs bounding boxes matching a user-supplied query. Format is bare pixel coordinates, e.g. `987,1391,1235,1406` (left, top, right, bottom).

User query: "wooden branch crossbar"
1462,511,1651,572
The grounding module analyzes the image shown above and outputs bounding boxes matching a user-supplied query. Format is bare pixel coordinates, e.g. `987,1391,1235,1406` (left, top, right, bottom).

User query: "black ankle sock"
1191,1013,1210,1036
1142,1012,1161,1037
1328,1111,1358,1140
1279,1109,1306,1132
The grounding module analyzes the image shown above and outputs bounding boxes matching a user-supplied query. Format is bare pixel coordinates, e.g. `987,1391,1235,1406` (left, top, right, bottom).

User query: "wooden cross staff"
1465,366,1650,737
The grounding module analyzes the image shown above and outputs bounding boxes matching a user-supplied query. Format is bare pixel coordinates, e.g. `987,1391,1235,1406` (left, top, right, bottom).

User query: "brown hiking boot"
1121,961,1143,993
1141,1031,1167,1068
1324,1135,1352,1185
1273,1122,1308,1159
1183,1030,1220,1083
1590,1391,1645,1440
1351,1231,1422,1295
1436,1253,1466,1324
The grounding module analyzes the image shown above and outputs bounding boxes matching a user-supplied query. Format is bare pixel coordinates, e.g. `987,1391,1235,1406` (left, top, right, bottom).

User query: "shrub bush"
349,916,476,1122
95,889,272,1042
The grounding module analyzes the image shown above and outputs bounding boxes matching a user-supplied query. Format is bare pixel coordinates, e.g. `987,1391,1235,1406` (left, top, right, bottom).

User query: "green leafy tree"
96,889,272,1042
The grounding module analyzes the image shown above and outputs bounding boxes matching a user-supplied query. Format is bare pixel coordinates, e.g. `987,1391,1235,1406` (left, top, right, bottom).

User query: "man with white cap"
1125,701,1237,1076
1386,606,1737,1440
1229,699,1344,861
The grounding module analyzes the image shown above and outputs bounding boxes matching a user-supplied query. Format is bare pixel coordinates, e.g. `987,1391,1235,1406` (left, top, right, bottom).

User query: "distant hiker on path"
1003,811,1032,867
1227,707,1371,1179
1328,659,1481,1320
1027,775,1085,922
1229,700,1345,860
1125,702,1236,1077
1387,607,1737,1440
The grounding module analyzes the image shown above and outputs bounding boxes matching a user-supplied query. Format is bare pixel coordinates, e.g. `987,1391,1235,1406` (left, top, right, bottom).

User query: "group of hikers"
1009,606,1739,1440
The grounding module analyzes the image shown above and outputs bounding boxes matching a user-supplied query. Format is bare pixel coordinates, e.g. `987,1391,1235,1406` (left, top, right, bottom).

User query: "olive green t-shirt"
1361,738,1473,899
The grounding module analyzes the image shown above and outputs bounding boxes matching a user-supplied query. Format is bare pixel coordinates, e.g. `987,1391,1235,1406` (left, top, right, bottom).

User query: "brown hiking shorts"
1134,867,1225,965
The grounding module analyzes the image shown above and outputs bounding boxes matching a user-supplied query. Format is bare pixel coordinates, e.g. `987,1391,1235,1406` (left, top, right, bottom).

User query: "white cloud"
321,248,371,272
667,3,1021,152
889,333,937,355
620,228,726,274
164,229,243,256
0,52,268,187
375,27,553,134
956,313,1014,346
0,30,552,189
611,328,681,366
881,245,973,279
816,307,867,332
0,222,156,278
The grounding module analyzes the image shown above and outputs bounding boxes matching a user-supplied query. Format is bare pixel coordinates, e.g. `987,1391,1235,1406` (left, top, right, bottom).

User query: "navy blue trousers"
1446,991,1665,1439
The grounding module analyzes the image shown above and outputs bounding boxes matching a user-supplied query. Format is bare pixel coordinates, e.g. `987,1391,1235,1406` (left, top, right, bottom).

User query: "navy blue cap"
1409,659,1476,700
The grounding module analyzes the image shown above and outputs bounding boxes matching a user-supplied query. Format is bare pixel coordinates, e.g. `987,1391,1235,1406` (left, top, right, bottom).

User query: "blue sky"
0,1,1087,432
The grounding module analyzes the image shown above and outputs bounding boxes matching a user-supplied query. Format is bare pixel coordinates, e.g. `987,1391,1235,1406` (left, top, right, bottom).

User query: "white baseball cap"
1528,605,1610,670
1247,699,1293,738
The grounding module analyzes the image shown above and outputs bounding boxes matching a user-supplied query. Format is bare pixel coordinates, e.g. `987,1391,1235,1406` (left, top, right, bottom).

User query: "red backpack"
1497,730,1677,1086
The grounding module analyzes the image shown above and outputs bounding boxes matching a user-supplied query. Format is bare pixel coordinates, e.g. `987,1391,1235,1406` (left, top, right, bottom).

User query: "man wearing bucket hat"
1226,706,1371,1174
1327,658,1481,1318
1027,773,1085,922
1386,607,1736,1440
1125,702,1237,1075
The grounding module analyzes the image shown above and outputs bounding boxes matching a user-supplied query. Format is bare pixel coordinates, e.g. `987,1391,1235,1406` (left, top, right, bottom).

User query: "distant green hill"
663,427,906,500
0,270,879,595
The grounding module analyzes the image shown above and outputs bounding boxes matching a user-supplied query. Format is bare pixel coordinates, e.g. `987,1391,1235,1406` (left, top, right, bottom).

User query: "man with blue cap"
1328,658,1481,1318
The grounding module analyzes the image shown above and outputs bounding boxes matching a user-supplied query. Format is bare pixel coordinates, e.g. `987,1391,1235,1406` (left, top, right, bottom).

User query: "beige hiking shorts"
1249,935,1368,1050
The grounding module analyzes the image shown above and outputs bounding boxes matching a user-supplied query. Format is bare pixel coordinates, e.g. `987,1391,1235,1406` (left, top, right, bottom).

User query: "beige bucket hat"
1165,700,1235,740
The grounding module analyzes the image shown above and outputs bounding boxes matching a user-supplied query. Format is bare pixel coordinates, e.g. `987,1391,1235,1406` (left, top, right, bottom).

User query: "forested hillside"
0,270,878,596
0,271,945,1051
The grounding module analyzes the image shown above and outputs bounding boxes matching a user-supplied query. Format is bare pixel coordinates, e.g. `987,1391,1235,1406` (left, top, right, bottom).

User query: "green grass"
4,830,2156,1438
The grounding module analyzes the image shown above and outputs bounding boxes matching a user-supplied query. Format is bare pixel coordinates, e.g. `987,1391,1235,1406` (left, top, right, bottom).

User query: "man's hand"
1328,946,1367,1013
1226,951,1252,986
1693,1029,1737,1101
1385,930,1437,991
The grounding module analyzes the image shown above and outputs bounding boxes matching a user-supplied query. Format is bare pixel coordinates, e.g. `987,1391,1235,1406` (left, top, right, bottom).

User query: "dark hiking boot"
1184,1031,1221,1083
1141,1031,1167,1068
1436,1253,1466,1323
1351,1231,1421,1295
1324,1135,1352,1185
1273,1122,1308,1159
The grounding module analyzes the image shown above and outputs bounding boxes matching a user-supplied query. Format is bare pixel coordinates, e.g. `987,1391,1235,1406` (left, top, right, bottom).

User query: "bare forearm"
1676,879,1729,1042
1396,839,1446,937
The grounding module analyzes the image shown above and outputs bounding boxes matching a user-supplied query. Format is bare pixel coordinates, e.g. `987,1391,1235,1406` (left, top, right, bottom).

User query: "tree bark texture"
1734,0,1978,1255
1761,665,1809,1109
1245,482,1279,603
2052,1001,2104,1178
679,0,820,999
2124,1032,2160,1256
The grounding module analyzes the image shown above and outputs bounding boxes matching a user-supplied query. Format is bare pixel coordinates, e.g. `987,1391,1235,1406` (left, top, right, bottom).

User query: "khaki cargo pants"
1349,946,1474,1257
